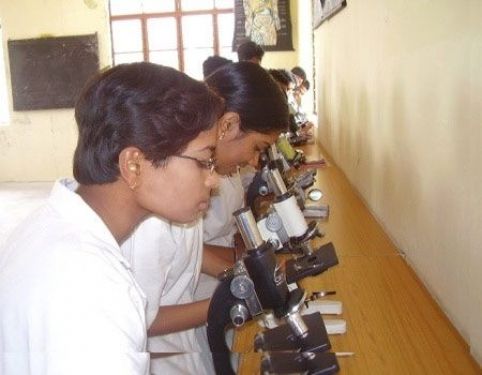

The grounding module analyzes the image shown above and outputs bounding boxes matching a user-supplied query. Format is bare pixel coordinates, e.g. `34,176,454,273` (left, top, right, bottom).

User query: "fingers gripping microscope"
207,208,340,375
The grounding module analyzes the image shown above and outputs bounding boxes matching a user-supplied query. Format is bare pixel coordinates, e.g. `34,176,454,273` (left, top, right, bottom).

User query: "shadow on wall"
381,80,422,252
353,85,373,201
337,84,350,171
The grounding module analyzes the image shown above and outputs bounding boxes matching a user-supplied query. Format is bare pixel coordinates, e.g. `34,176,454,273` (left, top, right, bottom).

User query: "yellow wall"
0,0,111,181
0,0,303,182
315,0,482,364
294,0,314,115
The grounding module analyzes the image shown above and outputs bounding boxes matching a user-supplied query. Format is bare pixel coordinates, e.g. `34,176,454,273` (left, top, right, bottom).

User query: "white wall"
294,0,314,115
0,0,111,181
315,0,482,364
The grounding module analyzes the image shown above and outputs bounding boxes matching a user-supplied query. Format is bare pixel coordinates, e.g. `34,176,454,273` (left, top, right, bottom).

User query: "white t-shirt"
0,179,149,375
121,217,214,375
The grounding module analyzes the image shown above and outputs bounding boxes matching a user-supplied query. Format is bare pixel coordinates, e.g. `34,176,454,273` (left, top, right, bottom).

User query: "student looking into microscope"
120,62,289,374
0,62,224,375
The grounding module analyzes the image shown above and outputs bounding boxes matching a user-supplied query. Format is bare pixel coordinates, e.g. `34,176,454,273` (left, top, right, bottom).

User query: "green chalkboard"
8,34,99,111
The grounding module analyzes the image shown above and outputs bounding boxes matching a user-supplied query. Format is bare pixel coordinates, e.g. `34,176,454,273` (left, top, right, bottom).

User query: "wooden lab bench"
232,143,480,374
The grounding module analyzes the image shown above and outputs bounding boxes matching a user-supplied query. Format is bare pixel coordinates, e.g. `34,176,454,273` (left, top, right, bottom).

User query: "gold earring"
129,179,138,190
219,131,226,140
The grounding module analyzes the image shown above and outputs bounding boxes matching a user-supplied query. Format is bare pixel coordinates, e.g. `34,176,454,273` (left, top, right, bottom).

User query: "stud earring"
219,131,226,140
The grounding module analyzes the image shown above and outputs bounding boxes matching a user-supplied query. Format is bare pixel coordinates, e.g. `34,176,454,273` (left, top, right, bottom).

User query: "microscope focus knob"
230,275,256,299
265,212,283,232
259,184,269,196
265,212,290,245
230,304,249,327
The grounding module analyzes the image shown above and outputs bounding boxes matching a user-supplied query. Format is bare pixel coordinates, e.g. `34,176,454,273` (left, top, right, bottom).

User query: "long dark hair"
205,62,289,135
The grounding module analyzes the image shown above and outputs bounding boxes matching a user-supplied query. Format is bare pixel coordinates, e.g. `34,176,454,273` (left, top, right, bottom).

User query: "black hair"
268,69,296,88
237,41,265,62
202,55,233,78
291,66,307,81
73,62,224,185
205,62,288,135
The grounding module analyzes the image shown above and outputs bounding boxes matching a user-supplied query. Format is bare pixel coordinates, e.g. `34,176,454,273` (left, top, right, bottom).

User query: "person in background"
270,68,314,139
121,62,289,375
202,55,233,79
0,62,224,375
291,66,311,109
291,66,307,88
269,68,297,94
269,68,299,134
237,40,265,64
291,68,314,137
294,79,310,106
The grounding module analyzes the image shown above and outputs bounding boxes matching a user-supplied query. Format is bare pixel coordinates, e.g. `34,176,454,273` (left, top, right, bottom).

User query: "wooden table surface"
232,143,481,374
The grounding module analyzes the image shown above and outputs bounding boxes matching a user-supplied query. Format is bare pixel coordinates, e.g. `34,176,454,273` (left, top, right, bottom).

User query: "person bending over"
0,62,223,375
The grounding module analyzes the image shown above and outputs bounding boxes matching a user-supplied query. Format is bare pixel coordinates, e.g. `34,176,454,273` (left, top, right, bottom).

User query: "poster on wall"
232,0,294,52
313,0,347,29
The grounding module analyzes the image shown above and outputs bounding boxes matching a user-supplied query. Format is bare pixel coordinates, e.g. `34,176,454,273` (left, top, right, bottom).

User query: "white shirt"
203,173,245,248
0,179,149,375
194,173,245,302
121,217,214,375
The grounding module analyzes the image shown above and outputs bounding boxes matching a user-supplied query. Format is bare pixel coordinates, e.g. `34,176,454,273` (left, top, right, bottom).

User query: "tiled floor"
0,182,53,246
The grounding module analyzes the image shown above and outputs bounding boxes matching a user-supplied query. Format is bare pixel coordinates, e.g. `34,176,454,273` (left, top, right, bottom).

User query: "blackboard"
8,34,99,111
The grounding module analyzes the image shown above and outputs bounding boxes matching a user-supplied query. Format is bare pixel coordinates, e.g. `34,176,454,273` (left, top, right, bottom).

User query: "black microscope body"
206,208,339,374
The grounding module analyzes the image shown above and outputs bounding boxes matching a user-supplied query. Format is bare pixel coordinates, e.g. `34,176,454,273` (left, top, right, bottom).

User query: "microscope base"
285,242,338,284
261,351,339,375
254,312,331,353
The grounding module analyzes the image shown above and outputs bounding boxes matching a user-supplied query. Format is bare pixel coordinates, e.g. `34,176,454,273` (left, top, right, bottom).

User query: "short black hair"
206,62,288,134
73,62,224,185
203,55,233,78
291,66,307,81
237,41,265,62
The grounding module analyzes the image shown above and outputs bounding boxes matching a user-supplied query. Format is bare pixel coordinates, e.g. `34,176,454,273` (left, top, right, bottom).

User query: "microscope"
246,144,329,221
206,207,340,375
275,133,306,169
276,134,327,170
253,166,338,284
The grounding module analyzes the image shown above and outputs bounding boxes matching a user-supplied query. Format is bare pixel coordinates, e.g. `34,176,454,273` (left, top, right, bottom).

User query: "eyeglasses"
173,154,217,175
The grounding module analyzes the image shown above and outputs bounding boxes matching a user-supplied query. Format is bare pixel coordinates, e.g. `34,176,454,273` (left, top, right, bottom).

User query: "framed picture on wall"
233,0,294,51
313,0,347,29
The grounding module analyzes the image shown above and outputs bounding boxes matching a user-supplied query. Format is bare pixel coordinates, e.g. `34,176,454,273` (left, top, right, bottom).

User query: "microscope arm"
207,273,248,375
246,170,269,218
